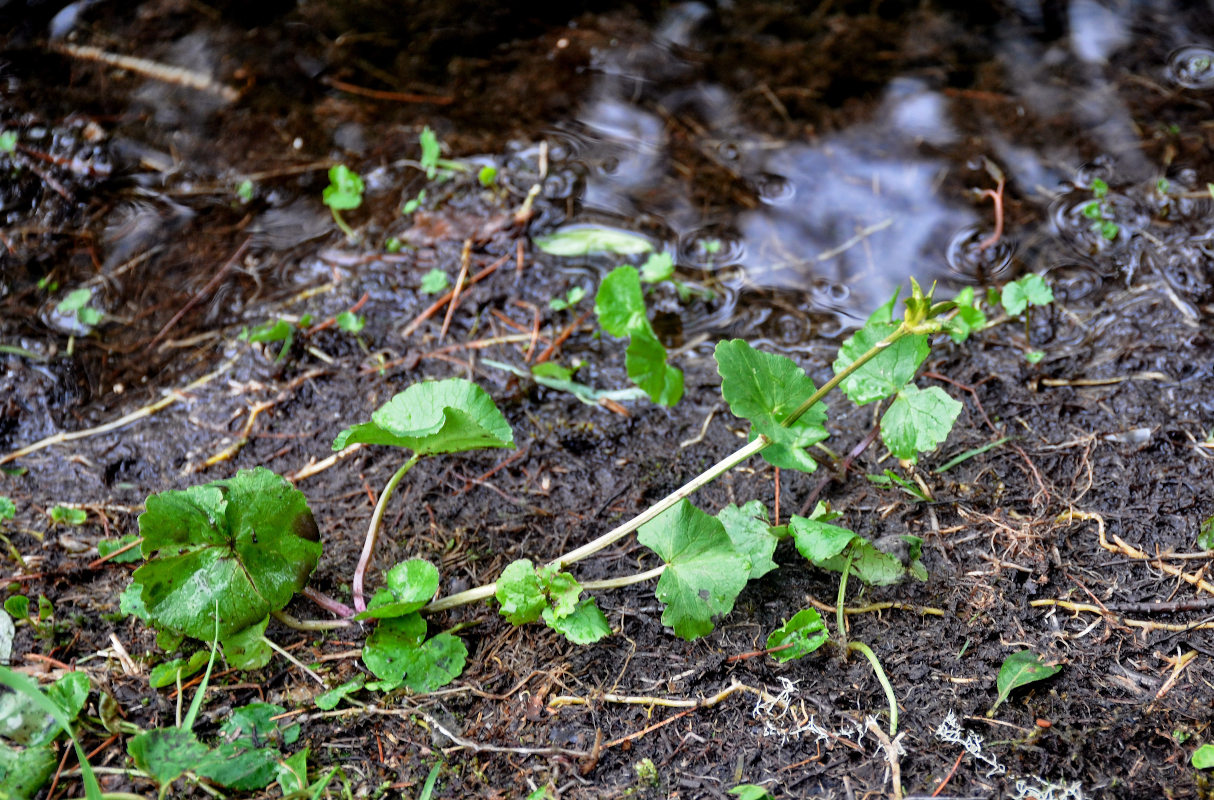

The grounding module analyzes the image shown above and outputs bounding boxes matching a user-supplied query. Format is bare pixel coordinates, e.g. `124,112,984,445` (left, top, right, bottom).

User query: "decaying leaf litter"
3,2,1214,798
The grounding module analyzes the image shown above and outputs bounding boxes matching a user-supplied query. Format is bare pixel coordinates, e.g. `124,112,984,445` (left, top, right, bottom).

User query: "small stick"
932,750,966,797
865,717,905,800
52,42,240,101
439,239,473,342
320,76,452,105
773,466,780,527
400,253,509,338
533,308,592,364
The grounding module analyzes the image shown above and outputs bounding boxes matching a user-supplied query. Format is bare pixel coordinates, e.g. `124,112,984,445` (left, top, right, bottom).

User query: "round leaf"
880,385,963,462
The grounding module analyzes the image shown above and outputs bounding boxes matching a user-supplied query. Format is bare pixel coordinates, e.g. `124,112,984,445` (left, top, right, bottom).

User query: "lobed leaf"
333,378,514,456
314,676,366,711
357,559,440,621
716,501,779,580
543,598,612,644
637,500,750,640
832,292,929,405
363,615,467,693
221,617,271,670
596,266,684,406
1001,274,1053,316
538,565,582,619
715,339,828,472
766,608,829,663
880,385,963,462
495,559,546,625
132,467,320,643
128,727,210,787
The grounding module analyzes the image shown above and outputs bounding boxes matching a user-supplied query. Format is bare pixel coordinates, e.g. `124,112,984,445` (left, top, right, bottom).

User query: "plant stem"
353,454,420,613
836,551,853,643
330,207,356,240
848,640,898,736
301,586,356,619
581,565,666,591
262,636,326,686
426,324,913,614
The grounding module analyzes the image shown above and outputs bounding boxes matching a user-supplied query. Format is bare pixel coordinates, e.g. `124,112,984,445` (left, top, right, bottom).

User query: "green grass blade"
933,437,1010,474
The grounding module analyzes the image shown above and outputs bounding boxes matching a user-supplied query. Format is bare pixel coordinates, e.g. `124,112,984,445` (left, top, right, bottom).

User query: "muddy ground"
2,2,1214,798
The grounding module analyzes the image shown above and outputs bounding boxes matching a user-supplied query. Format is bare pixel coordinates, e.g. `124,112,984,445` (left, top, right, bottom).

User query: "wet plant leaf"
538,565,581,619
639,251,674,283
322,164,363,211
637,500,749,640
716,501,779,580
149,651,210,689
0,668,101,800
420,269,449,294
945,286,987,344
130,467,320,644
0,496,14,520
96,534,141,563
1193,744,1214,769
315,675,366,711
766,608,829,663
48,506,86,525
128,727,210,787
333,378,514,456
833,292,929,405
0,739,57,798
880,385,963,462
596,267,683,406
419,127,441,176
495,559,546,625
276,747,310,794
222,617,271,670
543,598,611,644
729,785,773,800
790,517,914,587
363,615,467,693
534,225,653,257
357,559,440,620
1001,274,1053,316
715,339,829,472
1197,515,1214,550
988,650,1062,716
196,742,281,790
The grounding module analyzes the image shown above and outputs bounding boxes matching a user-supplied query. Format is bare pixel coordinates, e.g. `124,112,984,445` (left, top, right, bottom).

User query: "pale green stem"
581,565,666,591
354,454,420,613
836,550,898,736
424,325,911,614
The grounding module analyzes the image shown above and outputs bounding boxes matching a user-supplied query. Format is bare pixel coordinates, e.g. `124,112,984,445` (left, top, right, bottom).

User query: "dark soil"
3,2,1214,799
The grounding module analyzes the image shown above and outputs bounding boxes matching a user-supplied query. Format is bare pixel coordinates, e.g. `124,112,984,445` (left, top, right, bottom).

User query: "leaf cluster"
595,265,684,406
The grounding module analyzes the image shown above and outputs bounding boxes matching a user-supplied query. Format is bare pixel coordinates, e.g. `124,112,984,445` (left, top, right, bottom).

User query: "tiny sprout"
322,164,364,240
49,506,87,525
478,165,498,187
235,179,253,203
420,269,449,294
0,130,16,153
336,311,365,334
385,237,402,253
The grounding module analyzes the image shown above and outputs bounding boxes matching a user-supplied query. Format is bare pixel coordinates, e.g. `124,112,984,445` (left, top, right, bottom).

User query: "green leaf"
3,596,28,621
495,559,546,625
357,559,440,620
637,500,749,640
332,378,513,456
543,598,612,644
0,131,16,153
595,266,647,337
538,565,581,619
625,330,684,407
363,616,467,693
715,501,779,580
0,740,57,799
880,385,962,462
0,668,102,800
595,267,683,406
0,497,15,521
315,675,366,711
946,286,987,344
221,702,298,745
639,251,675,283
987,650,1062,716
419,127,441,177
48,506,86,525
729,784,774,800
128,727,210,786
1199,515,1214,550
549,286,586,311
420,269,449,294
1001,274,1053,316
534,225,653,257
789,516,858,563
221,617,272,670
715,339,829,472
132,467,320,643
56,288,91,314
402,190,426,215
789,517,909,587
236,179,254,203
336,311,365,333
97,534,141,563
1025,350,1044,364
478,165,498,187
276,747,310,794
196,741,280,790
149,651,211,689
766,608,829,663
1193,744,1214,769
322,165,364,211
1091,178,1109,198
832,293,929,405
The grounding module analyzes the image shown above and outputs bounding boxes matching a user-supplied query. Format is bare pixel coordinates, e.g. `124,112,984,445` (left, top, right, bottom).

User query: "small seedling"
1194,744,1214,769
417,126,466,180
595,266,683,406
0,497,14,521
534,224,653,257
730,786,774,800
402,188,427,215
385,236,403,253
478,165,498,187
48,505,86,525
1081,178,1119,240
235,178,254,203
987,650,1062,716
420,269,450,294
549,286,586,311
1000,273,1054,359
56,288,103,327
322,164,364,240
336,311,365,334
0,131,16,153
239,316,309,363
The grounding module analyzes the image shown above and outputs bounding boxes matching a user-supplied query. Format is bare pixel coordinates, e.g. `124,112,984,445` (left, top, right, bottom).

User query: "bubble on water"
944,224,1017,283
1167,46,1214,89
810,277,851,306
751,172,796,206
1043,264,1102,303
677,226,745,269
1073,159,1114,189
1049,190,1144,261
716,141,740,163
542,166,584,200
